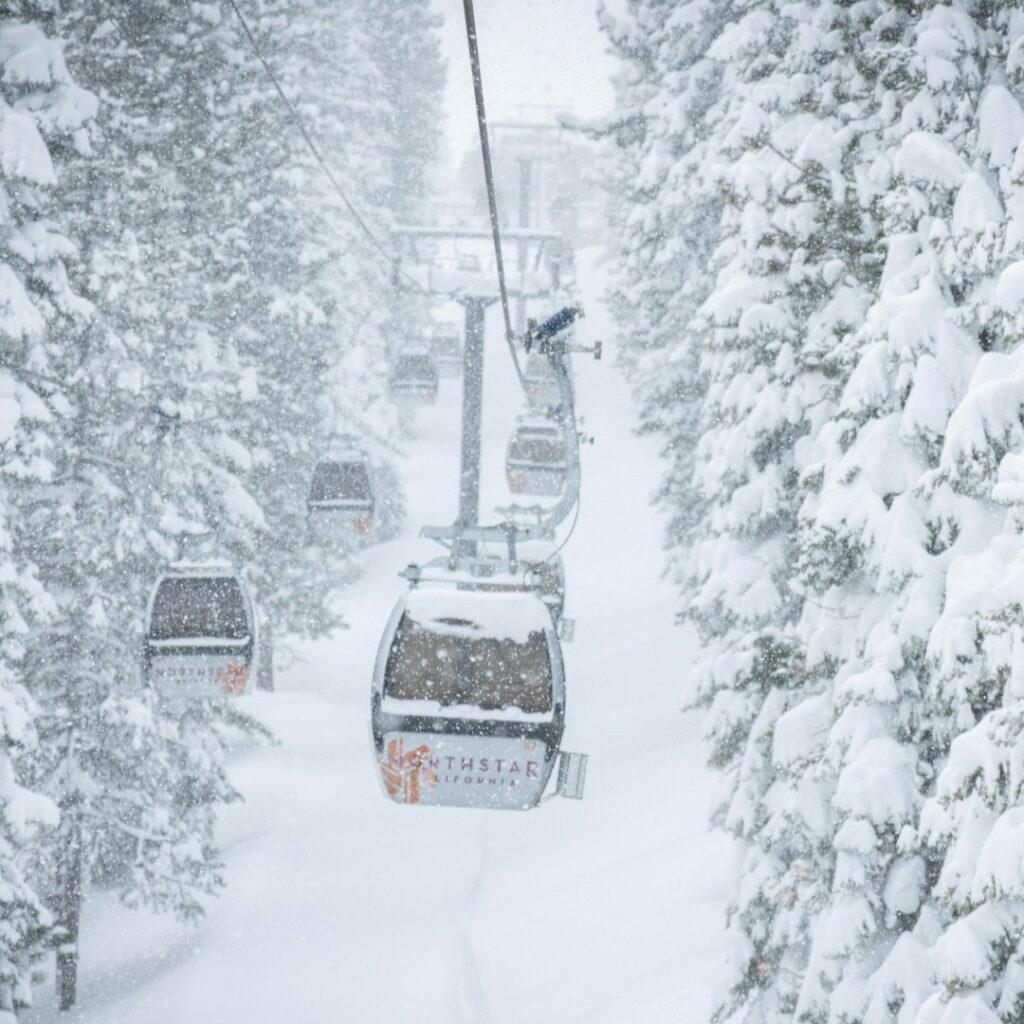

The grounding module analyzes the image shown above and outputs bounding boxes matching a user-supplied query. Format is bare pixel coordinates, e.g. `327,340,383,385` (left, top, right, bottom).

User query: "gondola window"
397,355,436,380
384,618,552,713
149,577,249,641
510,437,564,464
310,462,372,503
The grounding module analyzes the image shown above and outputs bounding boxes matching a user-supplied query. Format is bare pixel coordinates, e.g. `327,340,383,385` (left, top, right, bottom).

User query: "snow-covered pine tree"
649,5,891,1018
606,2,925,1020
0,8,100,1016
788,6,1024,1021
878,8,1024,1023
10,5,264,1009
0,703,52,1022
600,0,726,584
609,2,1024,1022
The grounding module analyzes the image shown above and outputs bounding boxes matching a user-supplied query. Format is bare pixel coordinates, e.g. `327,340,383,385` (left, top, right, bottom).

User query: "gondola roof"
165,559,236,576
402,587,553,643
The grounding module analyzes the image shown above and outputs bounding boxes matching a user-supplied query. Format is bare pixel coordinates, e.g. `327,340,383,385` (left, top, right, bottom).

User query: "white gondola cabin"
371,586,585,810
145,563,267,698
505,418,568,497
523,352,562,410
390,348,440,405
307,453,375,538
432,327,463,378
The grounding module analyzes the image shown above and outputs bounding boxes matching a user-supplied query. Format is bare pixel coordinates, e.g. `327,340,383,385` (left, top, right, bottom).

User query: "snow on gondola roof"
379,696,553,722
513,416,562,435
402,586,552,642
165,560,238,576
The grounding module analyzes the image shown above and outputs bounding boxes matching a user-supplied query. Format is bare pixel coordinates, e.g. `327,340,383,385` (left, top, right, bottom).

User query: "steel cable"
461,0,526,387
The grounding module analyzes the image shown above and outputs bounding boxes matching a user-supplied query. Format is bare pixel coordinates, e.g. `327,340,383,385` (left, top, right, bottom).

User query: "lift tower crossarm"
392,225,562,244
488,121,569,131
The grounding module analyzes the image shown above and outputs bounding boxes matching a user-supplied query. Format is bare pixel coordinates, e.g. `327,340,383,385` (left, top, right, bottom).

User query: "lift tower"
391,224,560,553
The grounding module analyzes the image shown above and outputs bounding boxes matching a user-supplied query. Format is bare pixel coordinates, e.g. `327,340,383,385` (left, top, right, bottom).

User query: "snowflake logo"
380,737,437,805
215,659,250,696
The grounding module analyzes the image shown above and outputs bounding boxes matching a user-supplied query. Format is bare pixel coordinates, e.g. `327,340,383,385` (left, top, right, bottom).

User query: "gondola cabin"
307,454,375,537
523,353,562,410
371,586,583,810
432,328,463,378
145,564,259,699
390,348,440,405
506,419,568,497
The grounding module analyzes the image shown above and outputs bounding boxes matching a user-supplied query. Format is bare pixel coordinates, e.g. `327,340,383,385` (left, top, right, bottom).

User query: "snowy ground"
27,248,730,1024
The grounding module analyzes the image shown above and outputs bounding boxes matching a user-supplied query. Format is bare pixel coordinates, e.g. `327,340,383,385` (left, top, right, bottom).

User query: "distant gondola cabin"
307,456,375,536
145,565,259,698
505,419,568,497
523,353,562,410
432,329,463,377
390,349,439,405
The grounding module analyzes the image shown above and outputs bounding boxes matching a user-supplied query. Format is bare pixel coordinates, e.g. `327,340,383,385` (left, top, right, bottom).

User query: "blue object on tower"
535,306,580,341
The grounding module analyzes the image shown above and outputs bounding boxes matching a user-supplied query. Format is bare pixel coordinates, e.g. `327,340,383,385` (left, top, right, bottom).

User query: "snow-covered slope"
26,248,729,1024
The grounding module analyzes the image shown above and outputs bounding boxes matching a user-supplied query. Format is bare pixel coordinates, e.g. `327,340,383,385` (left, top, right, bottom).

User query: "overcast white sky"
431,0,619,168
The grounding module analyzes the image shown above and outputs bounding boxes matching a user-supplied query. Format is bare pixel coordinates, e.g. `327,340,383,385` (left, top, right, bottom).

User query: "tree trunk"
55,815,82,1011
